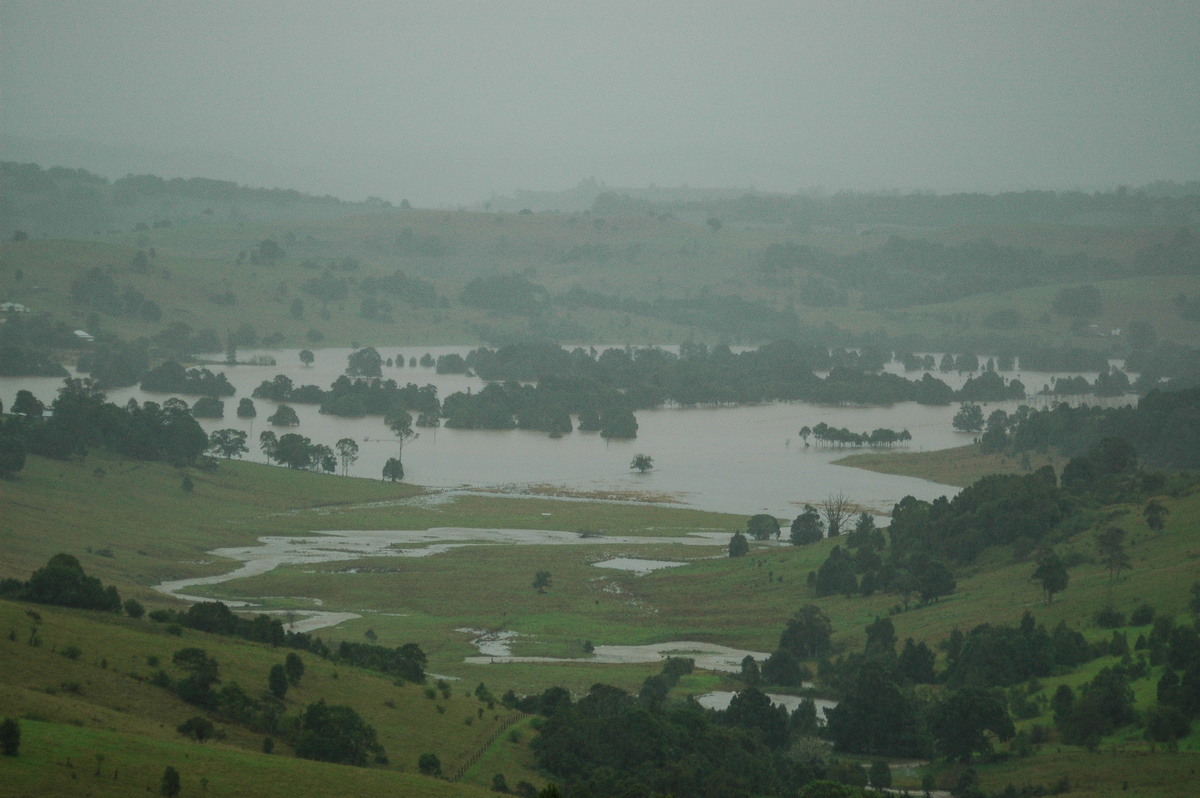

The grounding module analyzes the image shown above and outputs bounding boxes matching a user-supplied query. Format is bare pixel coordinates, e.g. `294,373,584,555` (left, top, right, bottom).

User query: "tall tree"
790,505,824,545
821,492,853,537
1096,526,1132,583
1032,549,1069,603
932,687,1014,763
335,438,359,476
747,514,781,541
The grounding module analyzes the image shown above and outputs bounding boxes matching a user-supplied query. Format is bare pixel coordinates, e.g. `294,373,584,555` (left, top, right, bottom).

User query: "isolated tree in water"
630,453,653,473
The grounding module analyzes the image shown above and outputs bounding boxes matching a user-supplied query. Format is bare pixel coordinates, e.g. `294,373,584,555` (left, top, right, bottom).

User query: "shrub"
1094,606,1126,629
0,718,19,756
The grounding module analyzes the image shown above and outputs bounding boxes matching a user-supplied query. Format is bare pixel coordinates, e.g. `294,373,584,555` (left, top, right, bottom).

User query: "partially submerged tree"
630,453,653,473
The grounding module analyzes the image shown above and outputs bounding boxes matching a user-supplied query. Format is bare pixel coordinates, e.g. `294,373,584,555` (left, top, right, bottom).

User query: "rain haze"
2,0,1198,205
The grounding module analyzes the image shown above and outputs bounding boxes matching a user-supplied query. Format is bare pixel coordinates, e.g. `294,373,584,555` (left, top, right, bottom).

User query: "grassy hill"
3,449,1200,794
3,196,1196,353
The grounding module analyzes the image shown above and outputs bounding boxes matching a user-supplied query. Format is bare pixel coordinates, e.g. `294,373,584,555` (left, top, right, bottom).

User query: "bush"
1094,606,1126,629
1131,603,1156,626
418,752,442,776
0,717,19,756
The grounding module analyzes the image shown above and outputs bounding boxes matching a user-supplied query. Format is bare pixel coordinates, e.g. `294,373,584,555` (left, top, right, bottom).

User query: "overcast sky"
2,1,1198,206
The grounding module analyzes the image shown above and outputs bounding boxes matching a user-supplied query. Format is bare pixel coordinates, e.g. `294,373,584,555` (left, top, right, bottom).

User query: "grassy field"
5,443,1200,795
3,208,1196,351
834,442,1062,487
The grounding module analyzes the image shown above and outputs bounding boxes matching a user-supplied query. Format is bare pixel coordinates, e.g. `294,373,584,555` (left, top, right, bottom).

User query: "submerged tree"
630,453,653,473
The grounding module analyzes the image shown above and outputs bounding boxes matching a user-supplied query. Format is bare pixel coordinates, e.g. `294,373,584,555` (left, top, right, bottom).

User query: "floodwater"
0,346,1133,517
152,526,735,631
696,690,837,720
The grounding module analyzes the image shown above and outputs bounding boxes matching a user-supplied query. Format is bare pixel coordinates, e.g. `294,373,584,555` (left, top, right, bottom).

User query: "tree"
259,430,278,463
1052,284,1102,319
207,428,248,459
1096,526,1132,582
953,402,985,433
335,437,359,476
1032,549,1069,603
0,435,26,477
0,717,19,756
382,457,404,482
25,553,121,611
236,397,257,418
932,686,1014,762
868,760,892,790
418,752,443,776
267,404,300,426
630,453,653,473
269,663,289,699
11,389,44,417
285,652,305,685
821,492,853,537
790,505,823,545
177,716,216,742
778,605,832,659
1144,499,1169,531
160,765,181,797
295,700,383,766
1145,705,1191,751
299,349,314,367
533,571,552,593
747,513,781,541
916,560,956,604
728,531,749,558
383,406,419,473
346,347,383,378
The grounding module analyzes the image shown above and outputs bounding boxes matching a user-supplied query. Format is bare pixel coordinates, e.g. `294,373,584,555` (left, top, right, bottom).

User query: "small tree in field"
728,531,750,558
0,717,20,756
533,571,552,594
160,765,181,797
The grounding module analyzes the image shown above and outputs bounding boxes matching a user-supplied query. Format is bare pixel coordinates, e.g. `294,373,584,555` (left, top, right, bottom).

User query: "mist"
2,1,1198,205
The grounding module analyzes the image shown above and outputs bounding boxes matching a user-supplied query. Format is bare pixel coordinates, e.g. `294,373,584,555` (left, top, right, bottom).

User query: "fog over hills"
3,1,1198,207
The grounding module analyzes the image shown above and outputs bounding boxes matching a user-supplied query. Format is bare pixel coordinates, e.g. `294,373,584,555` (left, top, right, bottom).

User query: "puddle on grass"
591,558,686,575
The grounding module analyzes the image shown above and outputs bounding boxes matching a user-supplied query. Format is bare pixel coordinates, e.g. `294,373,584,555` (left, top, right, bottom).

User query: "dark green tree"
1096,526,1131,582
207,428,248,459
932,687,1014,762
382,457,404,482
160,765,181,797
269,664,289,699
790,505,824,545
728,531,749,557
747,513,781,541
953,402,985,433
285,652,305,685
533,571,552,594
177,716,216,742
1143,499,1169,531
236,397,256,418
299,348,315,366
267,404,300,427
0,717,19,756
778,605,832,659
630,453,653,473
295,700,383,766
0,435,26,477
1032,549,1069,603
418,752,442,776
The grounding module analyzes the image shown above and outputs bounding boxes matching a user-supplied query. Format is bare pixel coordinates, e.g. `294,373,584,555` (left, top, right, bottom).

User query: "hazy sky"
2,1,1198,206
